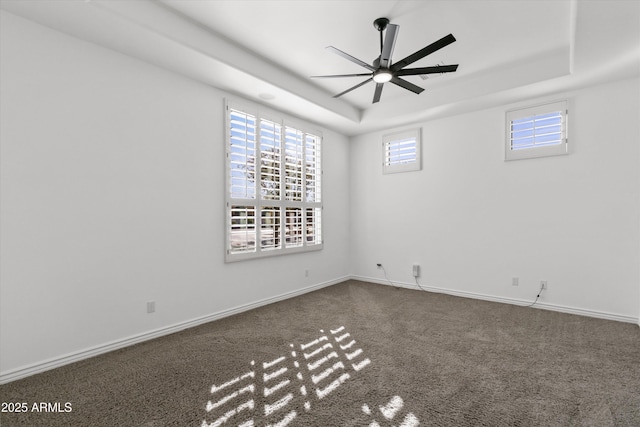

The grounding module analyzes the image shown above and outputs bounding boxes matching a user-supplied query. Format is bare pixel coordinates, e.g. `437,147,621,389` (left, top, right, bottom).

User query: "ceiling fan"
311,17,459,103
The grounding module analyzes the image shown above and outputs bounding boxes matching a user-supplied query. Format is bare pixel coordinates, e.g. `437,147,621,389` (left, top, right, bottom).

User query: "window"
505,100,568,161
226,100,322,261
382,128,421,174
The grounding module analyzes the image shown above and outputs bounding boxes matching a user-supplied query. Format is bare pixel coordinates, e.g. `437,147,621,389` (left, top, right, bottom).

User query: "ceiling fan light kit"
311,17,459,104
373,69,393,83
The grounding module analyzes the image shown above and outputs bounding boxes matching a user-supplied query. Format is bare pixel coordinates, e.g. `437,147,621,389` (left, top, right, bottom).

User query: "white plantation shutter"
305,134,321,203
225,100,322,261
260,206,281,251
229,206,256,254
284,127,304,202
506,100,568,161
383,129,421,174
229,109,257,199
259,118,282,201
386,137,416,165
511,111,563,149
285,207,303,248
305,207,322,246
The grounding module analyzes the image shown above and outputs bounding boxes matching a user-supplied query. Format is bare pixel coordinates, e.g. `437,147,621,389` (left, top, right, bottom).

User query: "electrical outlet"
305,269,309,277
147,301,155,314
412,264,420,277
540,280,547,290
512,277,519,286
376,263,382,268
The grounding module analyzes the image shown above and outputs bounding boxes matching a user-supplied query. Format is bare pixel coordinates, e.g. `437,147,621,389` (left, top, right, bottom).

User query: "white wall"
350,77,640,322
0,11,351,379
2,8,638,384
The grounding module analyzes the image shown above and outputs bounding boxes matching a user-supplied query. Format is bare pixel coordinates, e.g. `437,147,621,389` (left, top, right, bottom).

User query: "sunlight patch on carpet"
363,395,420,427
201,326,419,426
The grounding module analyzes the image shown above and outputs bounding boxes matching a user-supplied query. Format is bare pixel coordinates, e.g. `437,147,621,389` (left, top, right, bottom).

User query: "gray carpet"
1,280,639,426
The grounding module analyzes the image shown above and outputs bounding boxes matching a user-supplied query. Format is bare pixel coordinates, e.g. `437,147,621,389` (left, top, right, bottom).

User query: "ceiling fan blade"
379,24,399,68
390,76,424,94
311,73,372,78
333,77,374,98
396,64,459,76
372,83,384,103
326,46,375,71
391,34,456,71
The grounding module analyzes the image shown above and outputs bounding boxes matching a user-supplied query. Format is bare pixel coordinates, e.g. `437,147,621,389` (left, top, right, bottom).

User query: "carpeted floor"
1,280,639,426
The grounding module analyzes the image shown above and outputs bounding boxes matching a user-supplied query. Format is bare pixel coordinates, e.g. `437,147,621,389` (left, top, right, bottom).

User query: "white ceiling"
1,0,639,135
162,0,570,107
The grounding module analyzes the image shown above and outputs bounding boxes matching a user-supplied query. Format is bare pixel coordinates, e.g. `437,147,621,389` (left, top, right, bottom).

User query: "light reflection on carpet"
201,326,419,427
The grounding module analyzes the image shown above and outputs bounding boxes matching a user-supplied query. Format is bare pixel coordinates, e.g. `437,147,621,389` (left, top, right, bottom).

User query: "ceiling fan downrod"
373,17,390,52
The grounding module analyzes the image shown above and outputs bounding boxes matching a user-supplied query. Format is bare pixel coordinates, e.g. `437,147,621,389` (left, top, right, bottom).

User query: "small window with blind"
382,128,421,174
505,100,568,161
225,99,322,262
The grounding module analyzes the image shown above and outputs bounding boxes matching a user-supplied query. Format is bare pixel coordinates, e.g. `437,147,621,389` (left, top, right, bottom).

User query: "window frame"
505,100,569,161
382,128,422,174
225,99,323,262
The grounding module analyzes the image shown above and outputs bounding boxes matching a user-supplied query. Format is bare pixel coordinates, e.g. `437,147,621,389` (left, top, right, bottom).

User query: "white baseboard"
0,276,349,384
350,275,640,325
2,274,636,384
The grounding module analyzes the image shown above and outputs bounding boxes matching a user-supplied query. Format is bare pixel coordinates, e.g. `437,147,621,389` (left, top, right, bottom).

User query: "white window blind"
225,100,322,261
505,100,568,161
383,129,421,174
